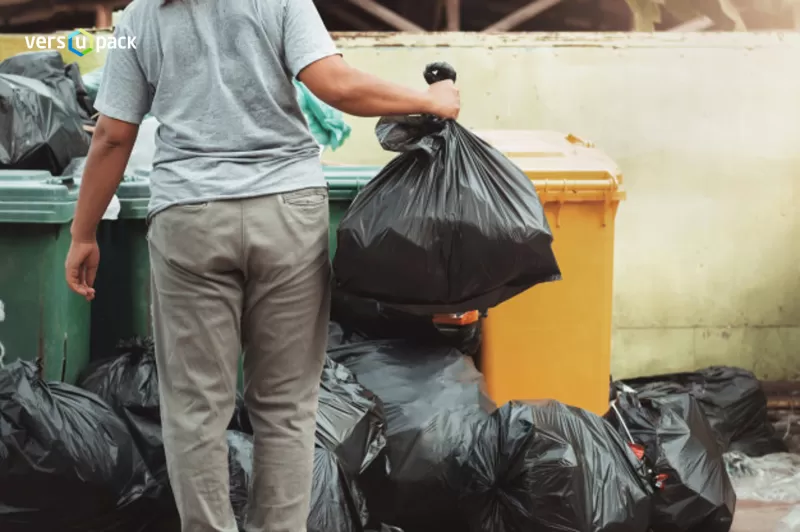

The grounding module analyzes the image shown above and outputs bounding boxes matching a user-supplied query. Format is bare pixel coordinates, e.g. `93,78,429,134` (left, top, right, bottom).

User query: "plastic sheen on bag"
0,51,95,125
615,366,786,457
461,400,652,532
0,73,91,175
77,337,251,513
333,62,560,315
328,336,495,532
0,360,151,531
607,391,736,532
725,452,800,503
227,431,253,529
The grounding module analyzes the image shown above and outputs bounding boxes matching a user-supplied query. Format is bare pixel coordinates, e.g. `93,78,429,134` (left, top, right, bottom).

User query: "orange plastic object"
474,130,626,415
432,310,481,326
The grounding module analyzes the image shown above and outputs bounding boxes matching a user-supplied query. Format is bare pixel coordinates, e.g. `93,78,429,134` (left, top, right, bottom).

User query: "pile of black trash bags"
0,329,786,532
0,51,93,175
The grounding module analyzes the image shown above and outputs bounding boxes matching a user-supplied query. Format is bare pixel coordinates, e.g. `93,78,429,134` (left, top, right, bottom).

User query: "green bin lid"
0,170,78,224
323,166,379,201
117,170,151,220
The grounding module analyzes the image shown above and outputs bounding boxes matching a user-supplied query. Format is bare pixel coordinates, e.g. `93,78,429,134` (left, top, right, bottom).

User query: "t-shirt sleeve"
282,0,339,79
94,25,152,125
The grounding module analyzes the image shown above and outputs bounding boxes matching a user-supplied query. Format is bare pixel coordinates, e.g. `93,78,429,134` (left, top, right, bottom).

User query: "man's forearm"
325,72,434,118
71,136,133,241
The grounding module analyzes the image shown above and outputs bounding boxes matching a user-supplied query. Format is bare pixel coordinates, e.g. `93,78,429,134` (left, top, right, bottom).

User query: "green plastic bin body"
325,166,378,256
0,170,90,383
90,172,152,361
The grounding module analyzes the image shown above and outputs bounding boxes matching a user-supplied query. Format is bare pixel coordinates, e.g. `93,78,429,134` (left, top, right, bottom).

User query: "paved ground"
733,501,799,532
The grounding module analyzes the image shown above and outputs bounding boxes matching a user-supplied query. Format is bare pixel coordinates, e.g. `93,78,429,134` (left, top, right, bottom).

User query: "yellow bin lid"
472,130,626,203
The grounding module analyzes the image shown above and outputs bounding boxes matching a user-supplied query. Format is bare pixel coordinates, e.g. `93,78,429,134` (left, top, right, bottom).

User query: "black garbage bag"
328,338,495,532
0,360,152,531
227,430,253,529
234,357,388,532
77,337,251,508
606,391,736,532
617,366,786,457
461,400,652,532
332,289,483,356
333,63,560,315
0,73,91,175
0,51,95,123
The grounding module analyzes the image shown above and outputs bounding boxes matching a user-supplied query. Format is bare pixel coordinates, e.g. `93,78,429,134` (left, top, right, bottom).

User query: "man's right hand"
426,80,460,120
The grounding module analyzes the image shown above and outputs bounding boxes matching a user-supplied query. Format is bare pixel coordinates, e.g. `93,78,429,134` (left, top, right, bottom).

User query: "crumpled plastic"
294,79,351,151
0,73,91,175
613,366,786,457
227,430,253,530
328,336,495,532
333,90,561,314
461,400,652,532
725,452,800,503
0,359,152,531
77,337,250,515
0,51,95,124
607,390,736,532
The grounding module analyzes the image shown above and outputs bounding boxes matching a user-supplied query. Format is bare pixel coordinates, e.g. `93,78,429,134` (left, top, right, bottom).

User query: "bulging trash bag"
223,358,389,532
328,337,495,532
77,337,250,508
78,338,168,494
616,366,786,457
310,446,369,532
0,360,151,531
606,391,736,532
309,358,388,532
316,357,387,479
0,73,90,175
333,63,560,315
462,400,652,532
0,51,95,124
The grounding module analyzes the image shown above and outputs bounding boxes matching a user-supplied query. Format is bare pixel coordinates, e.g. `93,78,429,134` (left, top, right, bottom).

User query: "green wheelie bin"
0,170,90,383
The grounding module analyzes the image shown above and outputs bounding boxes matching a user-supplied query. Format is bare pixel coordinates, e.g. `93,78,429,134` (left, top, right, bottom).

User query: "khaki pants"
147,188,331,532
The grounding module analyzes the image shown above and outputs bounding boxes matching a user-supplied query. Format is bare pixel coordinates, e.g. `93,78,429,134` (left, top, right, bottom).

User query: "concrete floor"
733,501,799,532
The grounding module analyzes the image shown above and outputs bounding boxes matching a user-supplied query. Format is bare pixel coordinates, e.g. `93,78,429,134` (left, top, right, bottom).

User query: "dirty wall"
325,32,800,380
0,31,797,380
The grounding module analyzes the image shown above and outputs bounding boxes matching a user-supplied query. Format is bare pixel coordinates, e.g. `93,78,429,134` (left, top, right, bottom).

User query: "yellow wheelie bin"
473,130,626,416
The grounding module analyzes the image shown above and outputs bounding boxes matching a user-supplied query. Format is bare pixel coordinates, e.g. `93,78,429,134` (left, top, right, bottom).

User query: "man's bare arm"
298,55,459,119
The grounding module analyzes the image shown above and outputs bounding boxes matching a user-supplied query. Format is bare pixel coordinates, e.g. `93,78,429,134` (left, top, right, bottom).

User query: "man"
64,0,459,531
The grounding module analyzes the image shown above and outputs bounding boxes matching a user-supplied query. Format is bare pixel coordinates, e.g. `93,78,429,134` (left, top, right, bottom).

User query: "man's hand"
426,80,460,120
65,239,100,301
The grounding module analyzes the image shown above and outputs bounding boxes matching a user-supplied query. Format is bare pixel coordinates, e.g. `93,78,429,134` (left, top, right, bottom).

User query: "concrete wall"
325,32,800,380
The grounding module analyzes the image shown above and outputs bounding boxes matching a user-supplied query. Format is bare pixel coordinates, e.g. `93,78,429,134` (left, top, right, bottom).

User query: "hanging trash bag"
0,360,151,531
606,390,737,532
333,62,560,315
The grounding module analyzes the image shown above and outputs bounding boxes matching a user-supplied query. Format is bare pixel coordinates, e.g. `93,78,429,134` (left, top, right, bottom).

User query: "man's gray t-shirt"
94,0,337,218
